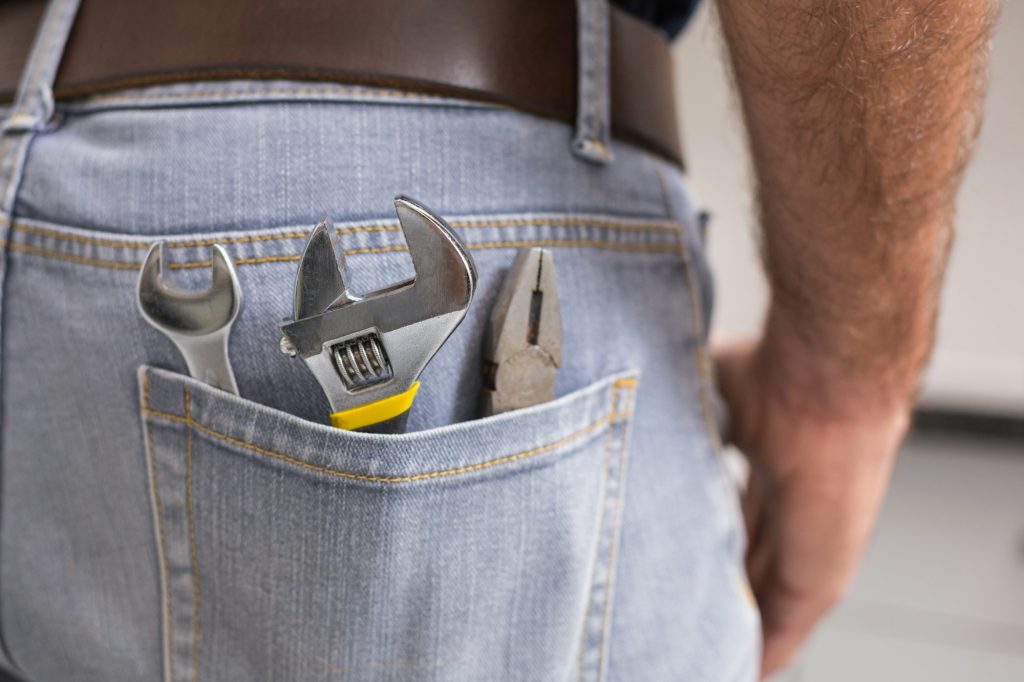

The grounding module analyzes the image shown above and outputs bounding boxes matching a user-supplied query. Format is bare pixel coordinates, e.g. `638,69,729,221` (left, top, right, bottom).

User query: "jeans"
0,3,760,681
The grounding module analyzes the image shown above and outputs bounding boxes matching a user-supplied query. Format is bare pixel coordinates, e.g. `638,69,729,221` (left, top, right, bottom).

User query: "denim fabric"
0,3,759,681
141,367,637,682
573,0,614,163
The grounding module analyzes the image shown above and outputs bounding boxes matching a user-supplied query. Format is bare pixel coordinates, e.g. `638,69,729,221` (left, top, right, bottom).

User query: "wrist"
756,305,924,422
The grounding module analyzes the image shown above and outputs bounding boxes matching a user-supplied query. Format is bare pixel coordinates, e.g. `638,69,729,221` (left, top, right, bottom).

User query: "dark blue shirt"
613,0,700,38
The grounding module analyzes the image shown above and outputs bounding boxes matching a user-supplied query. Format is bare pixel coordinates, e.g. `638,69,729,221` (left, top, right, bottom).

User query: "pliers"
481,248,562,416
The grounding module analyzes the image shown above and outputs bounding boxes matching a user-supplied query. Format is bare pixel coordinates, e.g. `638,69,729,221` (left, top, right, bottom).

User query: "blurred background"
672,2,1024,680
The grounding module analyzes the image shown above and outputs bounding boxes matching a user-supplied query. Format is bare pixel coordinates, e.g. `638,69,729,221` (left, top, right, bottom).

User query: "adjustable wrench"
280,197,477,433
137,243,242,394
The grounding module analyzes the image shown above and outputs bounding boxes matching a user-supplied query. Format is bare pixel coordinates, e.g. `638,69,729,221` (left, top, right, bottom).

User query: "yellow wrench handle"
330,382,420,432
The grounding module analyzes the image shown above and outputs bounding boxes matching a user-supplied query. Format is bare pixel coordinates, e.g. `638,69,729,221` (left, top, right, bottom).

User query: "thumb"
709,336,760,450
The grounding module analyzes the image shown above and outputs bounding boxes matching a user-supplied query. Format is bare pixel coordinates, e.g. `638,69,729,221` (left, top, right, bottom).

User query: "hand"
712,337,910,679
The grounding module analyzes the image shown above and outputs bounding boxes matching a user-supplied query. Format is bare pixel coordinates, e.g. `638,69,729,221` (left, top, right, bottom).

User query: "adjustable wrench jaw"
280,197,476,425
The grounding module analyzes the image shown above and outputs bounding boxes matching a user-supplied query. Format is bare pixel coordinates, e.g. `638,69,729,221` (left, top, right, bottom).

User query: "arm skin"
710,0,998,677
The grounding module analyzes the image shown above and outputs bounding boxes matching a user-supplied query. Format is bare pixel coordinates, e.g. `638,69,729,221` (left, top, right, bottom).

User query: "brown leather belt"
0,0,683,165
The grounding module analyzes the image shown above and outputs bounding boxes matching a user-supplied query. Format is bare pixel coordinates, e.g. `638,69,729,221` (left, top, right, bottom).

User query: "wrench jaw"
280,197,477,427
292,220,357,321
137,242,242,395
138,243,242,336
393,196,477,317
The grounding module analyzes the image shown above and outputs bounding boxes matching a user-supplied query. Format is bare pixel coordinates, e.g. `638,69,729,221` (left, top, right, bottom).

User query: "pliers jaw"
481,248,562,416
280,197,476,430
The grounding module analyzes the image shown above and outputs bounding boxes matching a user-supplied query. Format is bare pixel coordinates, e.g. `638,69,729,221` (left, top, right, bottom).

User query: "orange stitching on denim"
184,389,201,682
3,238,684,272
156,410,622,483
10,223,400,249
168,223,393,246
2,240,140,270
451,217,677,234
146,430,175,682
341,240,682,257
167,254,303,270
596,381,635,678
339,245,411,256
143,377,636,484
143,371,152,411
577,379,622,678
166,231,303,249
142,372,175,682
11,223,305,249
167,231,309,248
9,215,680,250
678,244,722,450
468,239,681,255
585,139,609,155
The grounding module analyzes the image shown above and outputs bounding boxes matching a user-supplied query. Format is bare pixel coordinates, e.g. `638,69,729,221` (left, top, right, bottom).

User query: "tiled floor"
777,428,1024,681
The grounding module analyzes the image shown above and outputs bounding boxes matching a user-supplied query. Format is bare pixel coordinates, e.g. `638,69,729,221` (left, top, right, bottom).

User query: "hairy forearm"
716,0,997,414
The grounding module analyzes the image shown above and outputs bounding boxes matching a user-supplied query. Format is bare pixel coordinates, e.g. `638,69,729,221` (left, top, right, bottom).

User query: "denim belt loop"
0,0,81,674
0,0,80,212
572,0,614,165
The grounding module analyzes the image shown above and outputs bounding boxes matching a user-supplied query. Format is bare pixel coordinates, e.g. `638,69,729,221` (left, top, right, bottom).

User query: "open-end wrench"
280,196,477,433
137,243,242,394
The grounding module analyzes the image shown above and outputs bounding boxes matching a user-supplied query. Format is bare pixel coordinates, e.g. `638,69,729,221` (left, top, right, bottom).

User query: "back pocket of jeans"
138,365,637,682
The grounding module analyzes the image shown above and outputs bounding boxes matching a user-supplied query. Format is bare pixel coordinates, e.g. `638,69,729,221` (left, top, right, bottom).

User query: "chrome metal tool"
481,248,562,416
137,243,242,394
280,197,477,433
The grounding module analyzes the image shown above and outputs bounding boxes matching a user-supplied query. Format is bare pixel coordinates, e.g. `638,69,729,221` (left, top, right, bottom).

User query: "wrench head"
137,243,242,337
136,242,242,394
280,197,477,413
393,196,477,318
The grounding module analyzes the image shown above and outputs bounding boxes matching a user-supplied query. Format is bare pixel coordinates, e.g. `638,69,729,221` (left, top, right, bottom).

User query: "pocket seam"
143,417,175,679
140,372,638,679
184,391,201,682
141,377,175,682
10,214,680,250
3,236,683,273
142,375,638,485
576,378,637,681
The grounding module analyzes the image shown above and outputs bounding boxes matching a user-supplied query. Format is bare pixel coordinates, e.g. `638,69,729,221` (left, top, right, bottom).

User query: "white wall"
673,1,1024,416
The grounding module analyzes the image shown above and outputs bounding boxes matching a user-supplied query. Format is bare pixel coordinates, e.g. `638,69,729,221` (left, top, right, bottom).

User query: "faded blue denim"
0,2,759,681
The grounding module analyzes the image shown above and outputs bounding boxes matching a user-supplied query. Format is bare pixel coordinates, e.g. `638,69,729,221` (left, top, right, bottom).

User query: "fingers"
740,467,763,546
757,560,842,679
742,470,773,594
751,457,885,678
719,332,908,679
760,614,817,680
709,339,758,411
709,337,763,452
